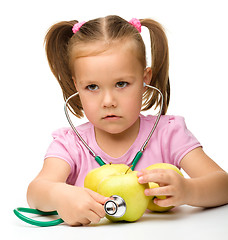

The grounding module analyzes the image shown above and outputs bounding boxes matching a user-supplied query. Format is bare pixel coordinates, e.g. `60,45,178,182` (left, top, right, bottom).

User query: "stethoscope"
64,83,163,170
13,83,163,227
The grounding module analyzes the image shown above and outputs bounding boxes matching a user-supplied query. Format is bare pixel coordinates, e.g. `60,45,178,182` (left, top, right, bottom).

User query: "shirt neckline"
90,115,145,164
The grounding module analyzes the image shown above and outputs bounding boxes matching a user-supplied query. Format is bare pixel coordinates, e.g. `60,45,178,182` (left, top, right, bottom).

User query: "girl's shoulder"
49,122,94,149
140,114,195,140
51,122,93,138
141,114,201,167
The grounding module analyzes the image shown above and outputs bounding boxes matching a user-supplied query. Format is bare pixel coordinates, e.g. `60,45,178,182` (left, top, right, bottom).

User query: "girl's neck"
94,117,140,158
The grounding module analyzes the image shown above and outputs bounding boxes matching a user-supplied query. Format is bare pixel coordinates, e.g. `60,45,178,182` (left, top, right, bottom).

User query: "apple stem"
125,165,133,174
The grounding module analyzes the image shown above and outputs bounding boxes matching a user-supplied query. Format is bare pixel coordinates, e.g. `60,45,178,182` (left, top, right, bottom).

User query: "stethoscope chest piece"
104,195,126,218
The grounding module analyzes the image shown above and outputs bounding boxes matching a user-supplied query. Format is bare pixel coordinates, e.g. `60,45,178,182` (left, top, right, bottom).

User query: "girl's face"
72,42,151,137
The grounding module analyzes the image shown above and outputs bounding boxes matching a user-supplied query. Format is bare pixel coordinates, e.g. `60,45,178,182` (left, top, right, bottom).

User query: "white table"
6,204,228,240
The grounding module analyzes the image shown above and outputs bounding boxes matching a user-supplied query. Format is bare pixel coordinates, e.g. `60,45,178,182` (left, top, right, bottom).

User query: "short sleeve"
163,116,202,168
44,128,77,181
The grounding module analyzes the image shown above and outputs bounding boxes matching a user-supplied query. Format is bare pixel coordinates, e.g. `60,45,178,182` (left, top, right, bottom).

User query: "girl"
27,15,228,226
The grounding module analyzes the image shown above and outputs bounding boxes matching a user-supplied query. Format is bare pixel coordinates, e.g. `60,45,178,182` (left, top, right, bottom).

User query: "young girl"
27,15,228,226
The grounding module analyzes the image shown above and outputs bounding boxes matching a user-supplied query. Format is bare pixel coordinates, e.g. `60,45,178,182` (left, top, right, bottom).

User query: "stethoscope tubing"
139,85,163,152
64,95,98,159
13,208,64,227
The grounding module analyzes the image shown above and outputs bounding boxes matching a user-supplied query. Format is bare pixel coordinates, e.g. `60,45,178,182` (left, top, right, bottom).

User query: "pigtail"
141,19,170,115
44,20,84,118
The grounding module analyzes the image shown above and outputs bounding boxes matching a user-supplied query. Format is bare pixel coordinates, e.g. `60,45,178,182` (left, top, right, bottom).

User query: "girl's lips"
103,115,121,120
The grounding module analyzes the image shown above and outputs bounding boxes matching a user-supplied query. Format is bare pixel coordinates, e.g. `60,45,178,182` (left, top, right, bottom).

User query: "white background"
0,0,227,239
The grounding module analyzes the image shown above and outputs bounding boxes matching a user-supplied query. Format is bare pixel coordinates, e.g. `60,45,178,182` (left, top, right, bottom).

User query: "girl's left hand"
137,169,190,207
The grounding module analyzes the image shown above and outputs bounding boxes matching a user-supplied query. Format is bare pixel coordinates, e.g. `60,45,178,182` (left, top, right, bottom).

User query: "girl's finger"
154,197,174,208
86,210,102,224
138,170,172,184
145,186,173,196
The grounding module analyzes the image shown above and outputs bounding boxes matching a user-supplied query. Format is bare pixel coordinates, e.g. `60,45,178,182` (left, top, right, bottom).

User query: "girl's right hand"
52,183,109,226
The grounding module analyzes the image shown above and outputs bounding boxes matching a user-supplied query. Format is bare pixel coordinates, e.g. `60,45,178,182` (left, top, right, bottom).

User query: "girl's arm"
138,147,228,208
27,157,108,226
179,147,228,207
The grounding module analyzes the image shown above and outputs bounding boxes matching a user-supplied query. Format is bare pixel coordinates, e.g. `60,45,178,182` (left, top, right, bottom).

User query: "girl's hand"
137,169,189,208
52,183,109,226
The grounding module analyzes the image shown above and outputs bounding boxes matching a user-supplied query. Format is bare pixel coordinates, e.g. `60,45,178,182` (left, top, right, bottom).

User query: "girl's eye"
116,81,128,88
87,84,99,91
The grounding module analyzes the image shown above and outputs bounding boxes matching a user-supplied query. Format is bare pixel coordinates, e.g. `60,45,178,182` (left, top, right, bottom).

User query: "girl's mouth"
103,115,121,120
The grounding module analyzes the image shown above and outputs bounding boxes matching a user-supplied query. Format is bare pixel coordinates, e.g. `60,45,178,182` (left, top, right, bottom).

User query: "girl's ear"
143,67,152,85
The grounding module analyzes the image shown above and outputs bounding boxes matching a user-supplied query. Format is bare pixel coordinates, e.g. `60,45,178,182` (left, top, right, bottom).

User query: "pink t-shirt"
44,115,202,187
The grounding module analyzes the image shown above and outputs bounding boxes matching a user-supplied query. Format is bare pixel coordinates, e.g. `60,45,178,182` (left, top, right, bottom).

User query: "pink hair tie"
72,21,86,34
129,18,141,33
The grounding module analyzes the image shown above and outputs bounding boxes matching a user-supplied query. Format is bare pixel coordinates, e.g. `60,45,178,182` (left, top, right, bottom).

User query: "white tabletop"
5,204,228,240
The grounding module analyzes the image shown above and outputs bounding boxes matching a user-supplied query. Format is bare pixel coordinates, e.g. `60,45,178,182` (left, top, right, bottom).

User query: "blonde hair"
45,15,170,118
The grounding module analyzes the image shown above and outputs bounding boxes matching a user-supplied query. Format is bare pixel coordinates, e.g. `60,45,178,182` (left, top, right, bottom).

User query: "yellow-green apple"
146,163,183,212
84,163,131,192
97,171,150,222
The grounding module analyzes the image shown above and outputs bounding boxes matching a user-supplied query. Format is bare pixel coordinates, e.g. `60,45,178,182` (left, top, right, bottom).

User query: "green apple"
146,163,183,212
84,163,131,192
97,171,150,222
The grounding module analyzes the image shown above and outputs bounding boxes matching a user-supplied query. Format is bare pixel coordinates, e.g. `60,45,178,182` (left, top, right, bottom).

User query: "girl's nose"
102,90,117,108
